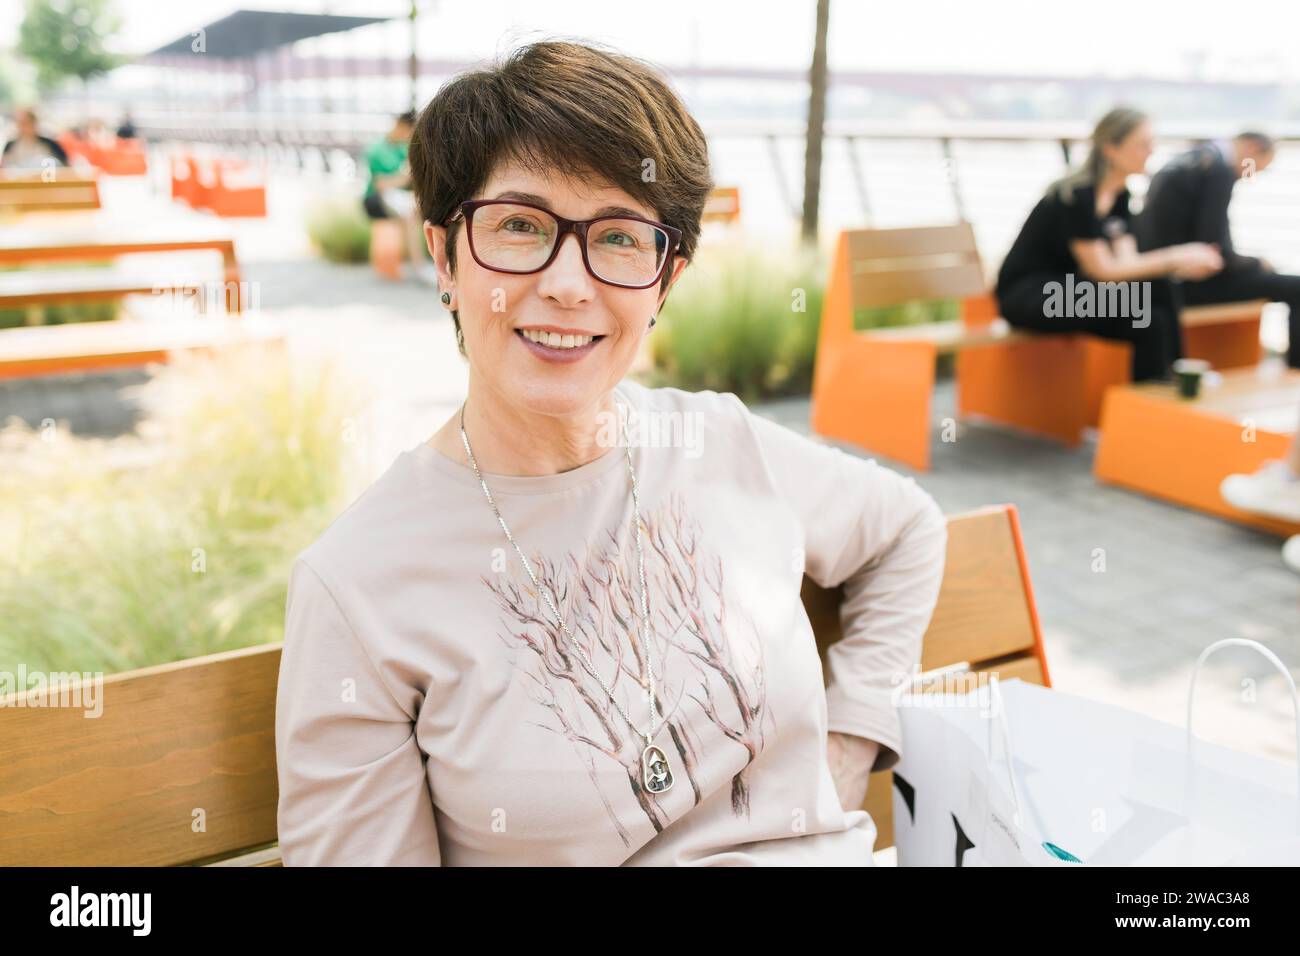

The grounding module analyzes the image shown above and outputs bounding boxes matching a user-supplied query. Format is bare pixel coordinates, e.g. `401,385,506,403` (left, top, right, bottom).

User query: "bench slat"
0,318,284,378
0,267,210,307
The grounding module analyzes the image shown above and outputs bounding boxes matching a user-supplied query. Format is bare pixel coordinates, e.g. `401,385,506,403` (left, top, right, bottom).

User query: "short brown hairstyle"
408,40,714,357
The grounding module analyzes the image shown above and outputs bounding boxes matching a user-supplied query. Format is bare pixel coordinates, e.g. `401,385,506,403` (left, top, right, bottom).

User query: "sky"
2,0,1298,82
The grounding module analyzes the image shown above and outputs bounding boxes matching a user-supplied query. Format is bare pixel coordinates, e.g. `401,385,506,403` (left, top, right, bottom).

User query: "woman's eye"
599,231,636,247
502,218,537,233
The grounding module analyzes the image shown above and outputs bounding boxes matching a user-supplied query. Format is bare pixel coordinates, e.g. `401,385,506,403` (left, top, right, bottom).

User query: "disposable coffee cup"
1172,358,1211,399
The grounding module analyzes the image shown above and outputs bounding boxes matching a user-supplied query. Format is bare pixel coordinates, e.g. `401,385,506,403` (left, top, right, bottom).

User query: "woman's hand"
826,731,880,812
1169,242,1223,280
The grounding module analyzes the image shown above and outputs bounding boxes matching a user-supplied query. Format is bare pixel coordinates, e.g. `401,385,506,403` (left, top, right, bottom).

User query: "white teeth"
521,329,595,349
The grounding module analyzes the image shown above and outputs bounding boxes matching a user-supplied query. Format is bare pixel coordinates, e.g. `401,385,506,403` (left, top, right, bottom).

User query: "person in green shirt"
362,111,414,216
362,111,434,282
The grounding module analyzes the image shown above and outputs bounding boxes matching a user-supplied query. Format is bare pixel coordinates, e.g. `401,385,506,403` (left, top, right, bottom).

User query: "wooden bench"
0,505,1045,865
0,228,251,377
1095,365,1300,536
0,317,286,379
0,175,100,213
810,223,1132,470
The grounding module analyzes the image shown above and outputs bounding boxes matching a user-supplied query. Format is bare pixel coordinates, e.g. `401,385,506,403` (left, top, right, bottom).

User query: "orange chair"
809,223,1132,471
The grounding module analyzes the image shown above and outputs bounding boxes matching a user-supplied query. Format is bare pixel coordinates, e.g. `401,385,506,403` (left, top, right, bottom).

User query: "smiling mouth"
516,328,606,351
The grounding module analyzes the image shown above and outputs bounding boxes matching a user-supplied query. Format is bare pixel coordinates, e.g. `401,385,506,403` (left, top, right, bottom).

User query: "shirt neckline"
405,383,643,496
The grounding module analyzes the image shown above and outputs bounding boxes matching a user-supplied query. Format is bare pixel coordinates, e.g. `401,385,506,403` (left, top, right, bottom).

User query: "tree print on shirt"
484,490,772,845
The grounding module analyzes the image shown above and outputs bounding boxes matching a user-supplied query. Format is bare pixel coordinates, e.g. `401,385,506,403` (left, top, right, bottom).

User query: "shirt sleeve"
275,557,443,865
736,399,948,773
1062,185,1103,241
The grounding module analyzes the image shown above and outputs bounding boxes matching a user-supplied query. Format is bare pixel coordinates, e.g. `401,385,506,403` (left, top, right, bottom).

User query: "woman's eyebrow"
491,190,649,220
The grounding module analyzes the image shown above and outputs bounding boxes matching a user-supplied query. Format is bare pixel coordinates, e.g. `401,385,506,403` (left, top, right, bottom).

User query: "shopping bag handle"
1186,638,1300,821
985,675,1027,827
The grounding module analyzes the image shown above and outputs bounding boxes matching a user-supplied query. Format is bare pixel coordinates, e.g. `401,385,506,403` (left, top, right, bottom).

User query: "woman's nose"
537,231,595,301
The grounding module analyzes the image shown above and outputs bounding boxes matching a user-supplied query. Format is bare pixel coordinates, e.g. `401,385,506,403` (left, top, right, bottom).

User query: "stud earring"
441,292,451,305
649,315,657,330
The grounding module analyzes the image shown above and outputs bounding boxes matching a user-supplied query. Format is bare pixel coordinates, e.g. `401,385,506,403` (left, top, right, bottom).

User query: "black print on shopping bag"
893,772,916,823
953,814,976,867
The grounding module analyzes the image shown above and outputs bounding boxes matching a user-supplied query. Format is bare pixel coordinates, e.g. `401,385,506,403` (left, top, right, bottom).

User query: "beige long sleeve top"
275,380,947,865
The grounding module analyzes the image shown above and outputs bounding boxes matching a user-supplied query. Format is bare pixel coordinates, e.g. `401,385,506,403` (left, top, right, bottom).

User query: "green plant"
306,195,372,263
0,345,371,676
0,301,118,329
643,239,961,400
647,241,826,402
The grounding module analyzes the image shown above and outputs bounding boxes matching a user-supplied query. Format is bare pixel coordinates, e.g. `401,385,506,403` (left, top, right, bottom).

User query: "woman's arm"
275,558,443,865
1070,235,1221,282
738,402,948,779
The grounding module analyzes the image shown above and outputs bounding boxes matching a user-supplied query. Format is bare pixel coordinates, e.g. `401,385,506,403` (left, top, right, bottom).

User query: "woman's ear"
656,256,689,312
425,221,454,295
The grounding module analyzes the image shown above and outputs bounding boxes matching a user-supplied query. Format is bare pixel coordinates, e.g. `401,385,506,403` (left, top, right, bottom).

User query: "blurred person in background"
116,113,138,139
1136,132,1300,368
995,107,1222,381
362,110,433,282
1,107,68,170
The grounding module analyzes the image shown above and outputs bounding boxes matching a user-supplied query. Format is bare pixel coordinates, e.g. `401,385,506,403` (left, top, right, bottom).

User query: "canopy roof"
149,9,390,59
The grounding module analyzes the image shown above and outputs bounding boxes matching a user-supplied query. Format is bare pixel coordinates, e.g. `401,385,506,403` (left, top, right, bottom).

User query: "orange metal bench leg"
1094,385,1300,536
1183,318,1263,370
958,336,1085,445
1082,337,1133,427
811,336,938,471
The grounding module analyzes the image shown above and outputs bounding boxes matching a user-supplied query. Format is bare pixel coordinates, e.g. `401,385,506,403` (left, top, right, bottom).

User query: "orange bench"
810,223,1132,470
172,154,267,218
1181,299,1268,370
1095,365,1300,536
701,186,741,225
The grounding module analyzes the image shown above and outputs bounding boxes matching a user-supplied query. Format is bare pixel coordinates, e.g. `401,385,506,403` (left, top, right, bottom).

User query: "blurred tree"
18,0,122,93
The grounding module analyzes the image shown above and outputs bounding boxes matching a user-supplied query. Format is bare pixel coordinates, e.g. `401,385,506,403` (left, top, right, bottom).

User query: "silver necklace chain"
458,390,661,747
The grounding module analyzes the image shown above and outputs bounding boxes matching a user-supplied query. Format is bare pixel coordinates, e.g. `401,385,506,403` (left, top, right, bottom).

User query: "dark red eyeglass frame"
445,199,683,290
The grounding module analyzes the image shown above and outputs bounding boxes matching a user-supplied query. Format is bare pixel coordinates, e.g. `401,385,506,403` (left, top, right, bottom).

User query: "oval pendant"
641,744,674,794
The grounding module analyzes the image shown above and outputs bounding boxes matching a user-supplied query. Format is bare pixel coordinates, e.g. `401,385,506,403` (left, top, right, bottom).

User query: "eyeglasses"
447,199,682,290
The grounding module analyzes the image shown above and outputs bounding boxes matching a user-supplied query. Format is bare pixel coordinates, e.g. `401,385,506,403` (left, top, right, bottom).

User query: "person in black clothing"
996,107,1222,381
0,107,69,169
1135,132,1300,367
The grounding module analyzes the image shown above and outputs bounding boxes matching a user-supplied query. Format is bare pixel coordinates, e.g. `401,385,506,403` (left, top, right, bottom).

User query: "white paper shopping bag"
892,675,1076,866
892,639,1300,867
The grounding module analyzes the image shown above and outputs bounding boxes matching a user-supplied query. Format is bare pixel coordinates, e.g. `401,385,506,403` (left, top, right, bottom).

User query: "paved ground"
4,179,1296,768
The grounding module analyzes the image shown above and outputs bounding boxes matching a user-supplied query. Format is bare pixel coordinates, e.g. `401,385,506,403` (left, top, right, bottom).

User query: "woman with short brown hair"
275,40,947,866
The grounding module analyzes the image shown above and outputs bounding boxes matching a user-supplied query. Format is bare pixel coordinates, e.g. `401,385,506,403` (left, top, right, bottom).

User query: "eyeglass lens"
470,203,669,285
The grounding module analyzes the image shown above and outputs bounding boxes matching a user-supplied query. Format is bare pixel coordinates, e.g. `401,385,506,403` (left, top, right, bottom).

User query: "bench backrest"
0,505,1046,864
802,502,1050,848
819,222,994,348
0,177,100,212
0,643,281,866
